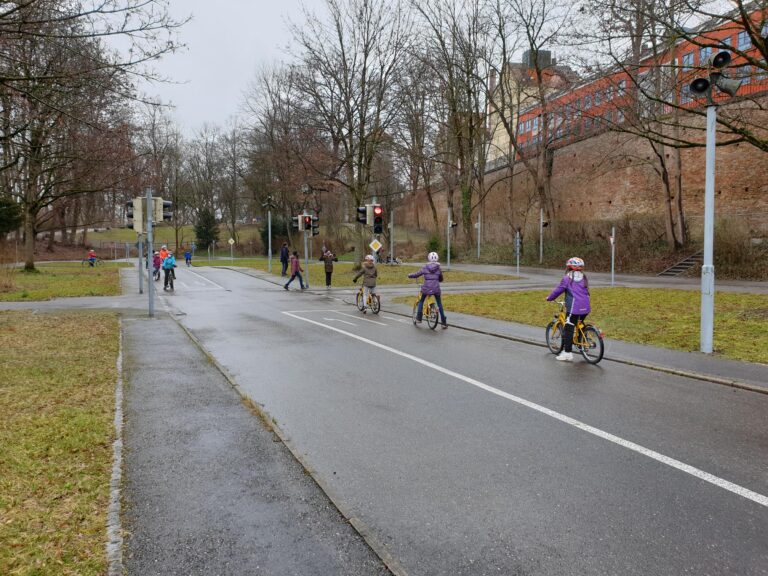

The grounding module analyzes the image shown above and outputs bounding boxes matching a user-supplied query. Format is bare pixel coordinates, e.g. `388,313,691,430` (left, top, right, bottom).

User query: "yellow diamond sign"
369,239,382,252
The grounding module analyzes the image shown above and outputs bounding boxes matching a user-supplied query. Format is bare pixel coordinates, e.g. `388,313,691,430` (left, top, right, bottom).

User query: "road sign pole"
515,230,520,277
611,225,616,288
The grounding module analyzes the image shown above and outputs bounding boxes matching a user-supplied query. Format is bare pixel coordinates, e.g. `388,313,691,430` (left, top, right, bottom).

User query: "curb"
106,317,125,576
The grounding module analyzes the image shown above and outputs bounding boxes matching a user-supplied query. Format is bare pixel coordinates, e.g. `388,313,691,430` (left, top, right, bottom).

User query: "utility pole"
303,209,310,288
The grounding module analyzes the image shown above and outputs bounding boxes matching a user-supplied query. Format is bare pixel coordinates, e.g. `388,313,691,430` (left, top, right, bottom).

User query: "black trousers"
563,314,588,352
325,271,332,286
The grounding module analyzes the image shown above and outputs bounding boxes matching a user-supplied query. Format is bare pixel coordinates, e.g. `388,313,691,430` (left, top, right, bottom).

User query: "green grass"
399,288,767,364
197,258,512,285
0,311,118,575
0,263,128,301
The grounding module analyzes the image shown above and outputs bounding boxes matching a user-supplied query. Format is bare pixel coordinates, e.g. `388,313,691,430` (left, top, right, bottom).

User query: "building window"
681,85,693,104
757,59,768,80
682,52,694,71
739,65,752,84
525,119,531,132
737,30,750,50
573,98,581,110
584,94,592,108
616,110,625,123
533,116,539,130
518,122,524,133
617,79,626,94
700,46,712,64
605,85,614,101
594,90,602,106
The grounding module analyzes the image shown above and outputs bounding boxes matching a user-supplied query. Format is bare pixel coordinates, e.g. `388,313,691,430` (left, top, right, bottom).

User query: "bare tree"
289,0,412,259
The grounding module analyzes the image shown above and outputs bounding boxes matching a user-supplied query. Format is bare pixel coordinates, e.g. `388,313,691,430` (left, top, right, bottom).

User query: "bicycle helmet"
566,257,584,270
427,251,439,263
364,254,374,262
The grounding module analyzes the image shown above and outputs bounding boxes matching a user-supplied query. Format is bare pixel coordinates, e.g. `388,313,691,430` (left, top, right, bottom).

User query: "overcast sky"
144,0,323,134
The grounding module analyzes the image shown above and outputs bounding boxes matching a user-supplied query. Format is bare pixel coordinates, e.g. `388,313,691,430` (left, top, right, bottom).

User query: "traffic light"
291,216,300,230
311,215,320,237
153,198,172,223
356,206,367,225
300,214,312,232
372,204,383,234
127,198,144,233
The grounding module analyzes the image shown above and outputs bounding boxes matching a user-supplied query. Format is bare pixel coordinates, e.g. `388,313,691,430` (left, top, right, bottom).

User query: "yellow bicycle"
356,285,380,314
546,300,605,364
412,288,439,330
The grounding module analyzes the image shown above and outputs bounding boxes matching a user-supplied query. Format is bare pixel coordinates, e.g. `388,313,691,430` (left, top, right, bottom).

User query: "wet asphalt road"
158,265,768,576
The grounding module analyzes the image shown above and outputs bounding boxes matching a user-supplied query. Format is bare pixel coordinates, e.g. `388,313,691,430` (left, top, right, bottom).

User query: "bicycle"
411,287,439,330
545,300,605,364
81,258,102,267
355,284,380,314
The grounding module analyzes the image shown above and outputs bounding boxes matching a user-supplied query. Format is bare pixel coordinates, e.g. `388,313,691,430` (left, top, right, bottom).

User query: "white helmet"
364,254,374,262
427,251,439,263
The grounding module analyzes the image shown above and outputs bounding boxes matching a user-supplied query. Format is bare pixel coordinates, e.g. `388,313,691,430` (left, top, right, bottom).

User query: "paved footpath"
121,315,391,576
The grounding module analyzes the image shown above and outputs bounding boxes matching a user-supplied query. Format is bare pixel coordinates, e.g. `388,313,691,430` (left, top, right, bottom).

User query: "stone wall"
397,106,768,248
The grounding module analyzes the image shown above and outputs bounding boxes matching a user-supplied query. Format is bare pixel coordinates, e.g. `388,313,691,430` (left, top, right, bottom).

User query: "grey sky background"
145,0,322,134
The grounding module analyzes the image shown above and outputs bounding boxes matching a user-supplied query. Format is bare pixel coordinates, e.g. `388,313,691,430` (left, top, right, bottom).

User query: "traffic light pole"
138,234,143,295
303,210,310,288
700,104,717,353
446,207,451,269
146,188,155,318
267,208,272,274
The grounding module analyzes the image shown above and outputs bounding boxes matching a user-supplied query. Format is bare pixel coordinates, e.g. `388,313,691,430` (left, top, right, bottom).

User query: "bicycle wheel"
168,273,174,291
426,303,439,330
370,294,380,314
412,301,420,325
578,325,604,364
356,290,365,311
545,321,564,354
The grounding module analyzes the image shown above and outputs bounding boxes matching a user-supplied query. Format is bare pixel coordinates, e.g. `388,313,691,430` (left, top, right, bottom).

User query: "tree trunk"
23,205,36,271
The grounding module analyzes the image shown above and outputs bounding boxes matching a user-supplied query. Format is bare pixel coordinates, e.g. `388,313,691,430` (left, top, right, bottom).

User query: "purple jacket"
409,262,444,295
546,272,591,315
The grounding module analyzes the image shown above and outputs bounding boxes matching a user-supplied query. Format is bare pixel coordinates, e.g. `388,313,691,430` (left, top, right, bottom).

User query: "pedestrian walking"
279,242,289,276
319,249,338,288
284,251,305,290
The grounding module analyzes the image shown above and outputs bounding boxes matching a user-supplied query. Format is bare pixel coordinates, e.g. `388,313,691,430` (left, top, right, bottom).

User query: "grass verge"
0,263,128,301
0,311,119,575
395,288,768,364
196,258,512,285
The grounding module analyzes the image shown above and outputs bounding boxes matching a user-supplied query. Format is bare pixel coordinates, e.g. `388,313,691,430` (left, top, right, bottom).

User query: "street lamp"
688,50,741,353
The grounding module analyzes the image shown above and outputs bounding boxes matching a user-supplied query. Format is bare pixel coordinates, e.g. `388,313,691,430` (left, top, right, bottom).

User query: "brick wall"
398,104,768,247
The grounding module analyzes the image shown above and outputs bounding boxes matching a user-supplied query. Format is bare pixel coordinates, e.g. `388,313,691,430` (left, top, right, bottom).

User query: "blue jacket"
163,254,176,270
409,262,443,295
547,272,591,315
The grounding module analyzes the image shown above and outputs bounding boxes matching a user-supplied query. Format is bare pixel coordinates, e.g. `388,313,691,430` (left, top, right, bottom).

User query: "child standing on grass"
546,256,591,362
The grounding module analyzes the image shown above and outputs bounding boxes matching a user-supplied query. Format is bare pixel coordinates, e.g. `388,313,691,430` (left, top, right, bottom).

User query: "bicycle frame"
546,300,605,363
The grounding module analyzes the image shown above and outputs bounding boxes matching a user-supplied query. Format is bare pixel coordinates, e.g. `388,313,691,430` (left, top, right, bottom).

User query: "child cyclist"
352,254,378,312
408,251,447,329
546,257,591,361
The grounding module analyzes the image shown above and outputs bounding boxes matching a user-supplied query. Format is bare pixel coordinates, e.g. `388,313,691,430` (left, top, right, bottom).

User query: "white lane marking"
323,318,356,326
379,314,411,324
184,268,228,290
283,312,768,508
335,311,388,326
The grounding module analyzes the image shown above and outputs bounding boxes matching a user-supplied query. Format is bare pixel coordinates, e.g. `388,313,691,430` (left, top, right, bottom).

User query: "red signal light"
373,205,383,216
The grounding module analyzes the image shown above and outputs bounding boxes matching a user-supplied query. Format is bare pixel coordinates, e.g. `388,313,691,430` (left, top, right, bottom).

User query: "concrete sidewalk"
121,315,392,576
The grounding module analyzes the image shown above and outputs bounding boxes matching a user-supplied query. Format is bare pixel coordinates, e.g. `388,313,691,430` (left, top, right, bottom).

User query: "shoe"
362,309,367,314
300,286,306,290
415,318,422,323
555,351,574,361
284,285,289,291
441,323,448,329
